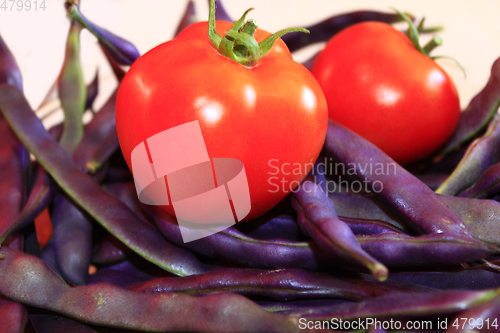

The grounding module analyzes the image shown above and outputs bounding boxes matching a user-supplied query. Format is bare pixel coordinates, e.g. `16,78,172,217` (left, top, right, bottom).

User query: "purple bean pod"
437,114,500,195
86,125,119,174
0,84,207,276
339,217,406,236
40,239,63,280
0,296,27,333
323,120,472,237
0,165,55,245
92,231,131,265
439,57,500,155
445,297,500,333
414,173,449,191
0,235,27,333
458,162,500,198
150,202,498,269
389,268,500,291
280,288,500,321
0,32,29,246
292,181,388,281
99,44,126,82
0,33,22,92
65,3,140,66
0,247,309,333
281,11,407,52
72,90,117,170
131,268,416,301
175,1,198,37
51,194,93,286
330,191,500,246
211,0,233,22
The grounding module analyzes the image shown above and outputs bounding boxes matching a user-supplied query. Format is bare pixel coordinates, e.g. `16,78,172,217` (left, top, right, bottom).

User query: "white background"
1,0,500,124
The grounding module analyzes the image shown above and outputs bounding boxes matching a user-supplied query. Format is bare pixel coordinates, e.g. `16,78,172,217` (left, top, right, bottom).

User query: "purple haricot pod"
437,114,500,196
389,268,500,291
236,213,303,241
323,120,472,237
151,201,498,270
292,181,388,281
439,57,500,155
175,1,198,37
52,194,93,286
339,217,406,236
92,231,131,265
0,33,22,92
281,11,407,52
330,191,500,246
131,268,417,301
446,297,500,333
0,165,55,245
0,247,309,333
211,0,233,22
281,288,500,321
86,125,119,174
72,89,117,170
459,162,500,198
65,3,140,66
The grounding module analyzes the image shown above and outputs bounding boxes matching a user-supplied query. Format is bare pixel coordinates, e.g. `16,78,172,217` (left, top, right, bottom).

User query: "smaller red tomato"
312,21,460,165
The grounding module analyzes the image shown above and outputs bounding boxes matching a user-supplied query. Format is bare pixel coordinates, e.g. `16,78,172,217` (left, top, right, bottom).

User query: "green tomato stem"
207,0,308,67
423,35,443,55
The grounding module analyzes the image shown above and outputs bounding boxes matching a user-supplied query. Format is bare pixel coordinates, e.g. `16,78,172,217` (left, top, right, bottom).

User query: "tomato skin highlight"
116,21,328,221
312,21,460,165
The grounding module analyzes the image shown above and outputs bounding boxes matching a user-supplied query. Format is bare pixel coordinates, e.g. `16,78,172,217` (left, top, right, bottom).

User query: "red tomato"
116,21,327,221
311,21,460,165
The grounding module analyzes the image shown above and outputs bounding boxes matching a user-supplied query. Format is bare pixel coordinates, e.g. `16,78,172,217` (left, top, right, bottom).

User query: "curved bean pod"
330,191,500,246
92,231,131,265
0,33,22,91
0,166,54,245
439,57,500,155
0,84,207,276
292,181,388,281
323,120,471,237
52,194,93,286
389,268,500,291
458,162,500,198
151,203,498,269
437,114,500,195
131,268,413,301
0,247,307,333
65,4,140,66
281,11,406,52
281,288,500,321
445,297,500,333
175,1,198,37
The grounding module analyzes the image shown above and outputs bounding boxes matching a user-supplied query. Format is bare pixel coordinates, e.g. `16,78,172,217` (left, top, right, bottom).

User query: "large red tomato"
312,21,460,165
116,21,327,221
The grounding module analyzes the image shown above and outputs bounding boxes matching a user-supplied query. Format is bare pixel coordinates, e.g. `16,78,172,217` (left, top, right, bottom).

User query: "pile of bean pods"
1,1,500,332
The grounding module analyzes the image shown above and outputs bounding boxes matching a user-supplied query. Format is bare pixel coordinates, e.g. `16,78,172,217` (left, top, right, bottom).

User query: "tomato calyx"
394,8,466,77
207,0,309,66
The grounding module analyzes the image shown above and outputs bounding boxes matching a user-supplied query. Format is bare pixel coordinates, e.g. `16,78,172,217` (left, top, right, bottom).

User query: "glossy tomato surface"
116,21,328,221
312,21,460,165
